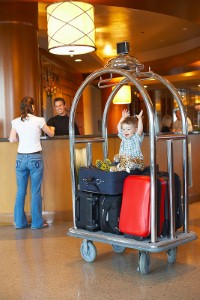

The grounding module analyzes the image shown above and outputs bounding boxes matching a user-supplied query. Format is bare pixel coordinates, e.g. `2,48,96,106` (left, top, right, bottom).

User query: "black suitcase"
99,194,123,235
78,167,129,194
75,191,100,231
78,166,143,195
157,172,183,235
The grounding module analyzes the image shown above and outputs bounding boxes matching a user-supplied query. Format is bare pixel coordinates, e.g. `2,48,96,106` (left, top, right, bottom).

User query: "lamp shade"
112,85,131,104
46,1,96,55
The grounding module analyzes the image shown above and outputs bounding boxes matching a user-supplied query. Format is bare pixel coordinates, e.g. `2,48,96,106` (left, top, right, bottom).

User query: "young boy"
96,109,144,172
117,109,144,159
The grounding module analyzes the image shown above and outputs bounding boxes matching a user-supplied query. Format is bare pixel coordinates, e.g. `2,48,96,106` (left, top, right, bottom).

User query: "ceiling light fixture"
46,1,96,55
112,85,131,104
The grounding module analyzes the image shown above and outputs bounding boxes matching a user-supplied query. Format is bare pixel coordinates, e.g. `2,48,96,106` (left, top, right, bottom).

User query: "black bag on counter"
99,194,123,235
75,191,100,231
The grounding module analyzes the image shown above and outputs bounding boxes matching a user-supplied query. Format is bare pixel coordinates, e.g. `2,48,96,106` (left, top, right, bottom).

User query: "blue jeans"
14,153,44,229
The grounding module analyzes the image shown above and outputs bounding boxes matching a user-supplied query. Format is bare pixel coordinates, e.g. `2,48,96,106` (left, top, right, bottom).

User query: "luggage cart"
67,51,197,275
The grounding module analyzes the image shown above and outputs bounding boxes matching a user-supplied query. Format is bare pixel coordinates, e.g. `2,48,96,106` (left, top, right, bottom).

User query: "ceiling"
38,0,200,90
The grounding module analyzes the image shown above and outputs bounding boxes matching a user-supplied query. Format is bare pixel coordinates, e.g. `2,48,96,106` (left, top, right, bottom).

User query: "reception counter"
1,133,200,224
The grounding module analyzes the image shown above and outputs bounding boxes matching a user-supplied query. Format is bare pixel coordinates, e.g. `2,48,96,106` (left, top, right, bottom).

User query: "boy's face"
121,123,136,138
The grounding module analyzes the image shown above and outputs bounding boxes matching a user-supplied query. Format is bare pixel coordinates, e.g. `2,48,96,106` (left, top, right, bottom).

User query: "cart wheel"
112,244,126,254
138,251,150,275
167,248,177,264
80,240,97,263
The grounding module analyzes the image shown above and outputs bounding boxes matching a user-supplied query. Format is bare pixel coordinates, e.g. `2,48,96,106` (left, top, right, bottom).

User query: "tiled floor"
0,202,200,300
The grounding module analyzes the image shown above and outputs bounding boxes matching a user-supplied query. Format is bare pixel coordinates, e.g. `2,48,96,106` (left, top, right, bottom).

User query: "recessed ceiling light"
75,59,82,62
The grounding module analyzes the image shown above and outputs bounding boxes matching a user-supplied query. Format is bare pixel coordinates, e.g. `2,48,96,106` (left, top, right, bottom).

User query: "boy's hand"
122,109,130,118
136,110,143,120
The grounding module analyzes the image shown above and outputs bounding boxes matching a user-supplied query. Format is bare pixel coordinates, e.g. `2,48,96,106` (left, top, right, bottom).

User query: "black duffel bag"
99,194,123,235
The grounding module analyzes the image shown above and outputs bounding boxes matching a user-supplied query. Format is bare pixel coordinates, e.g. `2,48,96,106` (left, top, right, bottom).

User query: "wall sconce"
46,1,96,55
112,85,132,104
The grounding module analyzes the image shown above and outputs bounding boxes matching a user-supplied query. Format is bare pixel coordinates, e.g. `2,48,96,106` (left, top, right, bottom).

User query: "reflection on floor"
0,202,200,300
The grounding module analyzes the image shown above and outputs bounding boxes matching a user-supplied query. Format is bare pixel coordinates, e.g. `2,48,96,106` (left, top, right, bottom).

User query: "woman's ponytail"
20,96,34,121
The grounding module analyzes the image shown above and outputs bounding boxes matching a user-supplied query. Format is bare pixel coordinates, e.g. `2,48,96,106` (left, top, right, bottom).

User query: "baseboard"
0,210,73,225
189,193,200,203
0,213,14,225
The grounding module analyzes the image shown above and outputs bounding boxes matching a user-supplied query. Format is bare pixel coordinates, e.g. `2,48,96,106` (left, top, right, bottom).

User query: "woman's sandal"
16,223,31,229
31,223,49,230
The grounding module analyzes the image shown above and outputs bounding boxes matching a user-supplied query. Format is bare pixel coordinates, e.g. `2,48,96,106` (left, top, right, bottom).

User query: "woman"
9,96,55,229
160,114,173,132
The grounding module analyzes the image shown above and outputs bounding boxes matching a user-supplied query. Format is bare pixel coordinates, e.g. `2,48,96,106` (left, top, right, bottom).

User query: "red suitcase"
119,175,167,238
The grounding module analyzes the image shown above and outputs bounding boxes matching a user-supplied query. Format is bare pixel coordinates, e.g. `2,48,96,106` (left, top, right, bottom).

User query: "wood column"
0,2,39,138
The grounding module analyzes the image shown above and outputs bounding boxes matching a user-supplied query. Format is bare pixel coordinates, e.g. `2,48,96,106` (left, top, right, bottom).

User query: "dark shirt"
47,115,80,136
161,126,171,133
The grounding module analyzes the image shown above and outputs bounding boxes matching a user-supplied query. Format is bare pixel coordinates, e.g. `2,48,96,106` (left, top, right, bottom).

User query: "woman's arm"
42,124,55,137
9,128,18,143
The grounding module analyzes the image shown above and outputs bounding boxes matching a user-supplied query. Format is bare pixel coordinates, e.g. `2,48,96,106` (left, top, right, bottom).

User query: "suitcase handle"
84,177,95,183
75,196,80,221
83,177,101,192
86,195,99,230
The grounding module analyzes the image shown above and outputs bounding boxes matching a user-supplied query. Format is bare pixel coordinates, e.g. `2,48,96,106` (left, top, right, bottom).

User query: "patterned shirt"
118,131,144,158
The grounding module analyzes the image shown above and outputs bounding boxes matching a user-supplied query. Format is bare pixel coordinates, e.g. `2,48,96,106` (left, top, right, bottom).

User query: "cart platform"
68,227,197,253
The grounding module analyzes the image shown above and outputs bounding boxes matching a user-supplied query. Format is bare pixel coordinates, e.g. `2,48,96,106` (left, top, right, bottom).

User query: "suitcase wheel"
80,239,97,263
111,244,126,254
167,248,177,264
137,251,150,275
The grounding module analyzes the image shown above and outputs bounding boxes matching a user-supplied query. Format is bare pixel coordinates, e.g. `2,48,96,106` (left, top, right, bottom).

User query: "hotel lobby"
1,1,200,299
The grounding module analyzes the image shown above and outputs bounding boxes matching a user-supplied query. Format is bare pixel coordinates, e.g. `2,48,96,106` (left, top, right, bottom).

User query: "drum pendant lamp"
46,1,96,55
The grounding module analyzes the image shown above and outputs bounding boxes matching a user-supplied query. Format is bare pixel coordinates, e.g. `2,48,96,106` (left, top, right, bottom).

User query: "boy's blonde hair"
121,116,138,128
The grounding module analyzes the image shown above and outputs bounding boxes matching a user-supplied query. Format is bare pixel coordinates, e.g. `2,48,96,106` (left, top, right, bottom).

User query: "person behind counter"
9,96,55,229
195,104,200,111
173,109,193,132
47,97,80,136
160,114,173,132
